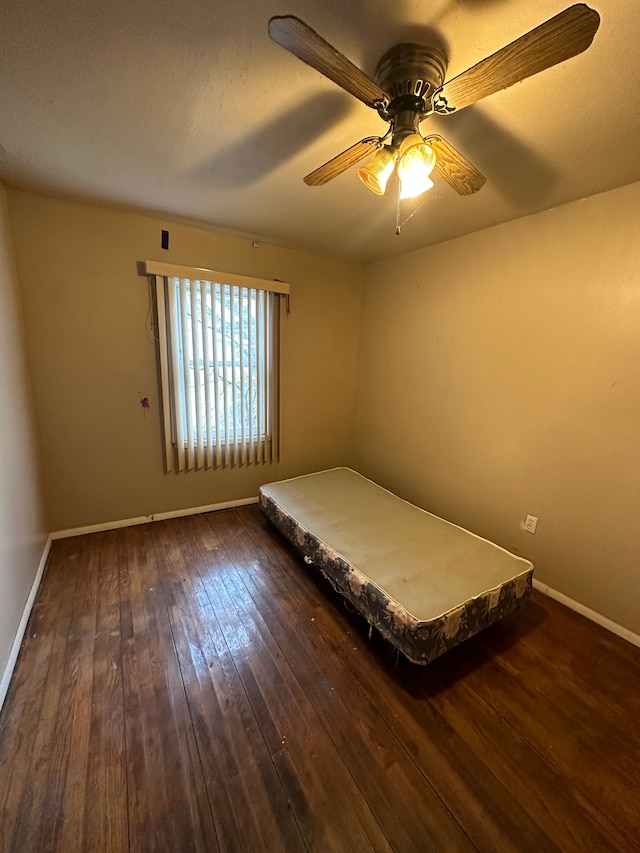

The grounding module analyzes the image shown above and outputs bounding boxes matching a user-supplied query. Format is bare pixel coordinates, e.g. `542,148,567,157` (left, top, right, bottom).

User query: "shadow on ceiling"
363,0,515,56
360,23,451,72
437,107,560,206
188,91,354,189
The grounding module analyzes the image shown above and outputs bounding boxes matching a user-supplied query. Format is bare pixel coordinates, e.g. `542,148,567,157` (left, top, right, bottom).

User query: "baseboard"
50,495,259,540
0,534,53,711
533,579,640,649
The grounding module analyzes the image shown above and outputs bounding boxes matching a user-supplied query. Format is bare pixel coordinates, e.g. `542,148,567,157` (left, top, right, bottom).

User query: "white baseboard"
533,579,640,649
0,534,53,711
50,495,259,540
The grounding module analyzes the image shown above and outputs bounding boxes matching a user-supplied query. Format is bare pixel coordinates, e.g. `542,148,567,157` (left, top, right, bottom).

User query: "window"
145,261,289,472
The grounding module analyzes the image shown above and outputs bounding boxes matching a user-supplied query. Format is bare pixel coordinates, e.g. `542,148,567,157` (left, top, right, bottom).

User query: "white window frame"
145,260,289,472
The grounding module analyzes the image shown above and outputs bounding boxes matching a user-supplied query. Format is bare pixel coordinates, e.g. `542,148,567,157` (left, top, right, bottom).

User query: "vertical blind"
145,261,289,473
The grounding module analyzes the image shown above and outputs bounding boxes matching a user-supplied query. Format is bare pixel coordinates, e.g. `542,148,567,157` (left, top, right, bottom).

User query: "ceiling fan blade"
303,138,381,186
424,135,486,195
433,4,600,114
269,16,389,109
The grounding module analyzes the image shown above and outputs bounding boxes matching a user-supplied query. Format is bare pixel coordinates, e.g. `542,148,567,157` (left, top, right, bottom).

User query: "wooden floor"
0,507,639,852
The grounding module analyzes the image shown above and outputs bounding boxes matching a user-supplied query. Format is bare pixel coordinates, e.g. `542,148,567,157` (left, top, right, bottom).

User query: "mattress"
259,468,533,665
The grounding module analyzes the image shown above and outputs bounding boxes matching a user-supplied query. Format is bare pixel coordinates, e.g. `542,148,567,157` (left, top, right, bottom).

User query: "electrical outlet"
524,514,538,534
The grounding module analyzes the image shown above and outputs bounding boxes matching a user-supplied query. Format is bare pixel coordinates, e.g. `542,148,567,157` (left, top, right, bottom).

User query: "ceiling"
1,0,638,263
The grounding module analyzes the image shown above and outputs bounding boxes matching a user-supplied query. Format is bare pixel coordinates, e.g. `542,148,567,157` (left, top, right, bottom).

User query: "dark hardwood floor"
1,505,638,852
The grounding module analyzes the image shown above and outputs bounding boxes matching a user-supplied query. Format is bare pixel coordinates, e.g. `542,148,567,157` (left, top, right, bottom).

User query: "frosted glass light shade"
357,148,396,195
397,134,436,200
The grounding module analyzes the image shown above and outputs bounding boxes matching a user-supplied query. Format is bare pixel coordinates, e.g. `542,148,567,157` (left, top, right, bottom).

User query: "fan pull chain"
396,190,427,236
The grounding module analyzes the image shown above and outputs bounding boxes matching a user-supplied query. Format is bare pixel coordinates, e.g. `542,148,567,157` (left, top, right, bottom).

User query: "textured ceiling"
1,0,638,262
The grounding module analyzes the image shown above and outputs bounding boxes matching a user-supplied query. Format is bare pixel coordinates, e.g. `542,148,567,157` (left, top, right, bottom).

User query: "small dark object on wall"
161,230,169,250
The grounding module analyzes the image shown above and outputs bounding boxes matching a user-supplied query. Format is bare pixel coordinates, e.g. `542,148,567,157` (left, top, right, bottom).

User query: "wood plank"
237,507,562,852
53,531,104,853
1,506,639,853
4,534,93,853
81,531,128,852
0,538,72,851
184,512,393,853
517,593,640,722
151,518,306,853
460,631,640,845
119,523,219,853
224,558,475,851
205,510,479,852
419,654,633,853
241,504,640,852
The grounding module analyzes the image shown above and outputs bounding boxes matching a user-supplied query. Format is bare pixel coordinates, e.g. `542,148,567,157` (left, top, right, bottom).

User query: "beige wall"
7,190,364,531
356,181,640,635
0,184,47,695
6,181,639,637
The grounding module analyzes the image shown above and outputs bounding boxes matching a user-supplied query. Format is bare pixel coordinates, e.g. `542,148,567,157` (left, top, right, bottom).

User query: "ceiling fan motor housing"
375,44,448,142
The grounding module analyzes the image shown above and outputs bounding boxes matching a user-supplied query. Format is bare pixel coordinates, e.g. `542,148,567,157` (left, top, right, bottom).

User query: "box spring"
259,468,533,665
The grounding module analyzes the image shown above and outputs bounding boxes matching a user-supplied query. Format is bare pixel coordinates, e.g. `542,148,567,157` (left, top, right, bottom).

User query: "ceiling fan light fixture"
357,147,396,195
270,9,601,224
397,133,436,199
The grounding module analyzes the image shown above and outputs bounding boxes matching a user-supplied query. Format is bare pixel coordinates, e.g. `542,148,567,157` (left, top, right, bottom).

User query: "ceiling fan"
268,5,600,209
